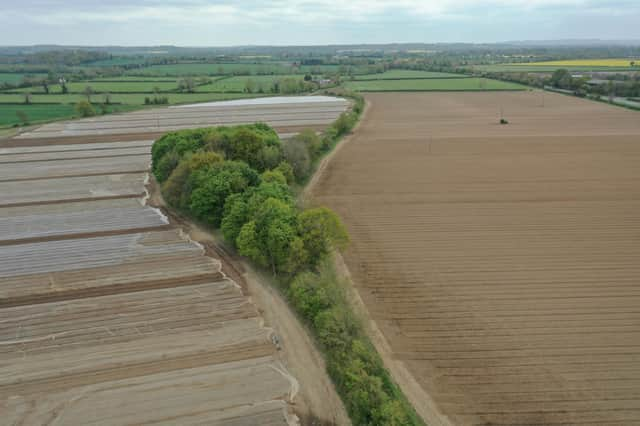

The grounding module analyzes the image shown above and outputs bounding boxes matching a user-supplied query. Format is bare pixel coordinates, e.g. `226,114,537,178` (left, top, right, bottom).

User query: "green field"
87,57,150,66
91,76,179,82
0,73,47,85
122,62,369,77
127,62,295,76
0,92,272,128
0,104,146,127
353,70,467,80
345,77,525,91
0,92,268,105
195,75,306,92
13,80,180,94
0,104,77,127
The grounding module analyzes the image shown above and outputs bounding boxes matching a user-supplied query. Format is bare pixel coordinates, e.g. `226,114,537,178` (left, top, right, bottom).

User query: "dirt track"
312,91,640,425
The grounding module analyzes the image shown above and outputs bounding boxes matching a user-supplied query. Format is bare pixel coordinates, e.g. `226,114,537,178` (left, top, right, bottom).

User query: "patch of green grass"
127,62,295,76
86,57,150,66
353,70,467,80
0,104,147,128
344,77,525,91
12,81,179,94
195,75,306,92
0,92,268,105
90,76,179,82
124,62,370,77
0,104,76,127
0,73,47,85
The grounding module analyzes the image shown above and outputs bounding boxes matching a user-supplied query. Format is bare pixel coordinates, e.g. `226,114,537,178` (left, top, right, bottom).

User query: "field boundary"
353,76,471,81
353,88,527,92
305,98,451,426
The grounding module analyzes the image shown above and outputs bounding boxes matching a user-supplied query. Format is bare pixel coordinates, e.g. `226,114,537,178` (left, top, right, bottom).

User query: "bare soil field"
312,91,640,425
0,97,350,425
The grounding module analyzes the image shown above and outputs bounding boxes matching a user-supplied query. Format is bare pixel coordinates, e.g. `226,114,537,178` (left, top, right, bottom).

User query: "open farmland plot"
195,75,305,92
0,96,350,425
17,95,348,138
0,73,47,84
0,104,77,127
312,91,640,425
0,173,148,206
13,80,180,93
0,92,266,106
127,62,295,76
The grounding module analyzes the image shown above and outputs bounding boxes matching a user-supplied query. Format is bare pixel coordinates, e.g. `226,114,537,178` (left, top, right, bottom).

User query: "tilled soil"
0,97,350,425
312,91,640,426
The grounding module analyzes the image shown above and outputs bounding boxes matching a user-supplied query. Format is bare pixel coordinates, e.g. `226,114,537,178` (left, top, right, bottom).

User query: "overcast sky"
2,0,639,46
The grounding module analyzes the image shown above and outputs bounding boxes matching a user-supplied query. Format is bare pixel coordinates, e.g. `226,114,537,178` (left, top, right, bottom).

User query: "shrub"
314,307,351,353
154,151,180,183
162,151,223,207
75,100,95,117
283,137,311,182
292,129,323,159
334,111,357,136
261,169,287,185
289,271,332,319
15,111,29,125
298,207,349,266
275,161,295,185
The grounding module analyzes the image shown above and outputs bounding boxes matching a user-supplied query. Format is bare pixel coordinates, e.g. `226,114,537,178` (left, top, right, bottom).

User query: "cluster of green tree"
73,99,127,117
289,263,423,425
0,50,110,66
152,107,421,424
152,123,347,275
583,75,640,99
144,96,169,105
474,71,545,88
0,68,125,91
75,100,96,117
481,68,640,99
243,77,317,94
277,93,363,184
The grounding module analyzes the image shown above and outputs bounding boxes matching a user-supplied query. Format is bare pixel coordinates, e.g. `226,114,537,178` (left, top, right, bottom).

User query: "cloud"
2,0,617,24
1,0,639,45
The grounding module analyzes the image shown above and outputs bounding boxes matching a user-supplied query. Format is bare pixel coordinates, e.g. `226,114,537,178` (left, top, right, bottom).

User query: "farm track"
0,96,349,425
312,91,640,425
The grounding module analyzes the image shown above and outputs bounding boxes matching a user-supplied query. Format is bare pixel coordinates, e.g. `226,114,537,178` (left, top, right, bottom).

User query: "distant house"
314,78,333,86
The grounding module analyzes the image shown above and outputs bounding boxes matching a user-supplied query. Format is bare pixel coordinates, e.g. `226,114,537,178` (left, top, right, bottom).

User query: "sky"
1,0,639,46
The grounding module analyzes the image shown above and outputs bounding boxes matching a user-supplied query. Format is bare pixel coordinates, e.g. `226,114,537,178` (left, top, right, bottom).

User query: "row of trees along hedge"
152,102,423,425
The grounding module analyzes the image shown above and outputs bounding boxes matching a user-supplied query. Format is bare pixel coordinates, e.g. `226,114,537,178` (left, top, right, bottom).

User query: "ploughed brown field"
313,92,640,425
